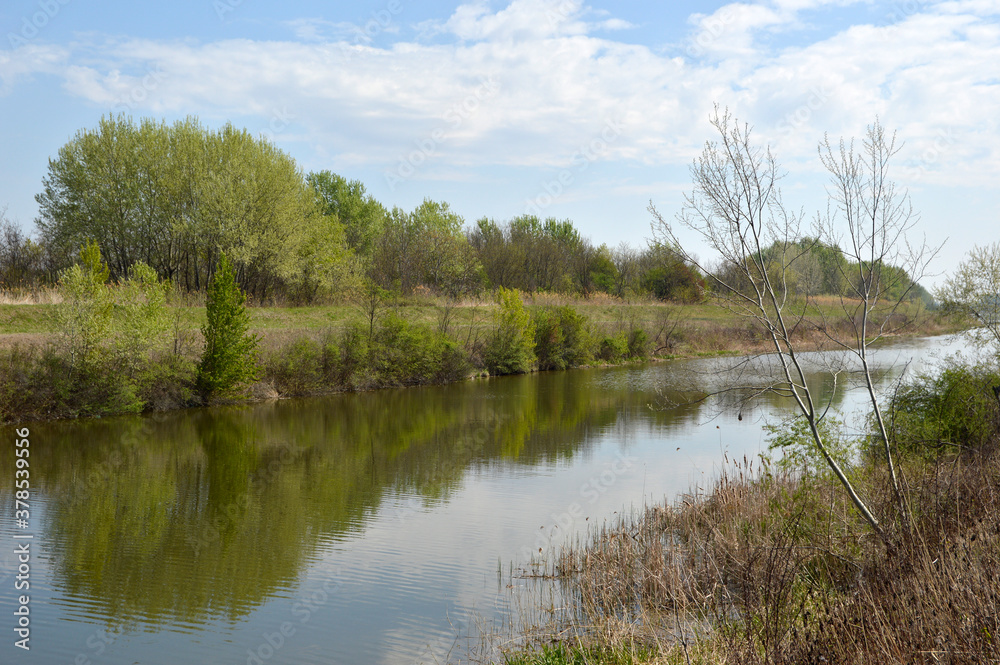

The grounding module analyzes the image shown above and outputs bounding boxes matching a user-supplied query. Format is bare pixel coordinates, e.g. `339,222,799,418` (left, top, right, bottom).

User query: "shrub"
267,338,325,396
337,323,369,389
534,306,593,371
370,313,470,386
766,416,857,475
597,332,628,363
483,287,535,375
626,326,649,359
884,359,1000,459
196,253,261,400
533,309,566,371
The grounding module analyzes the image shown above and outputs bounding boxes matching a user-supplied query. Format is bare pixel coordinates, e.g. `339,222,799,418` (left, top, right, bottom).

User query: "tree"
36,115,351,300
817,120,939,513
611,242,638,299
650,108,936,536
307,171,386,257
57,240,113,369
937,242,1000,355
0,209,46,290
197,253,260,400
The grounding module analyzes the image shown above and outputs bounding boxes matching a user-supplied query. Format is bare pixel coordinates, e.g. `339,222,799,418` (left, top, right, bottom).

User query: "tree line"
0,113,931,305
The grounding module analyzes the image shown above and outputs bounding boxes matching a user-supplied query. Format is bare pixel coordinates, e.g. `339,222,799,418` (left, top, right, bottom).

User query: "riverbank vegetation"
0,113,957,424
485,112,999,665
491,356,1000,664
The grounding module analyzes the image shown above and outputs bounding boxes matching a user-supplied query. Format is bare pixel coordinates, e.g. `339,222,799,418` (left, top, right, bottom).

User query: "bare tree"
937,242,1000,355
650,108,937,536
611,242,638,299
817,121,940,514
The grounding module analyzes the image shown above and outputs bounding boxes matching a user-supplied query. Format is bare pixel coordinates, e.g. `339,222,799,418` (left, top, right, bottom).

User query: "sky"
1,0,997,288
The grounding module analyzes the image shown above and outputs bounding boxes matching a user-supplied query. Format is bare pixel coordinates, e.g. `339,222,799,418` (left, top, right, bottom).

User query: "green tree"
113,261,171,381
197,254,260,400
36,115,351,300
307,171,386,257
57,240,113,369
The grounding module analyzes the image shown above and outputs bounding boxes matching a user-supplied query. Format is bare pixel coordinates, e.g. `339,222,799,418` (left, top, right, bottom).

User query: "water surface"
0,335,967,664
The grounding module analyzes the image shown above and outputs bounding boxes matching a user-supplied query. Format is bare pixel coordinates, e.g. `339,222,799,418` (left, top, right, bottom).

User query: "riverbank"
0,294,956,424
491,353,1000,665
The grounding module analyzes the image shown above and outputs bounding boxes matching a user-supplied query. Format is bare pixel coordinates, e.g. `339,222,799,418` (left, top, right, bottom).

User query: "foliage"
504,643,654,665
372,199,480,296
598,332,629,363
766,416,857,475
533,306,592,371
483,287,536,375
0,210,48,290
883,359,1000,460
641,243,705,303
626,326,650,359
369,312,470,385
113,261,171,379
307,170,386,257
197,254,261,400
469,216,584,293
57,240,113,369
36,114,352,300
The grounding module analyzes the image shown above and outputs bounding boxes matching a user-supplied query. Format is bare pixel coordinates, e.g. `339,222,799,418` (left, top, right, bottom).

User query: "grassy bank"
0,291,953,424
492,361,1000,665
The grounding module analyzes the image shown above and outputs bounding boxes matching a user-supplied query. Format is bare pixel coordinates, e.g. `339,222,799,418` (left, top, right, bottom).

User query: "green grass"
503,643,657,665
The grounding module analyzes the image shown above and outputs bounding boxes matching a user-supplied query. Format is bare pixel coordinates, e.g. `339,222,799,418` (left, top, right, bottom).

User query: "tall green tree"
307,171,386,257
197,254,260,400
36,115,352,300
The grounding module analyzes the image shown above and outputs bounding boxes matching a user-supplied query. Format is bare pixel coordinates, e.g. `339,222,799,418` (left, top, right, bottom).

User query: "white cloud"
2,0,997,189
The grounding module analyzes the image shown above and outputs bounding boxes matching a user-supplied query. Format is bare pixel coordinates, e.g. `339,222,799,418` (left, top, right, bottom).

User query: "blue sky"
1,0,997,287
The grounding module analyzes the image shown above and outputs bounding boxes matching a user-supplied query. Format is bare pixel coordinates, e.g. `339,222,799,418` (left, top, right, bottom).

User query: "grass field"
0,291,955,359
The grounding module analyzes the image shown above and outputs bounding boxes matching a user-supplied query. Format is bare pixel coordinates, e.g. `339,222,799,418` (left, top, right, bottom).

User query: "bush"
483,288,535,375
884,359,1000,459
533,306,593,371
626,326,649,359
267,338,326,396
370,313,470,386
597,332,628,363
337,323,369,389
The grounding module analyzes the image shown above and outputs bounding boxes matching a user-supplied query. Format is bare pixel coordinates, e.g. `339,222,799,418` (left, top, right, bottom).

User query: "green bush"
597,332,629,363
884,359,1000,459
337,323,369,389
533,306,593,371
483,287,536,375
533,309,566,371
370,313,470,386
504,643,653,665
626,326,650,359
766,416,857,475
267,338,326,396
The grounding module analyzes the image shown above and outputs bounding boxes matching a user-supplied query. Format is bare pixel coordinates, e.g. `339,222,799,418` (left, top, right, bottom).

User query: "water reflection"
0,336,962,663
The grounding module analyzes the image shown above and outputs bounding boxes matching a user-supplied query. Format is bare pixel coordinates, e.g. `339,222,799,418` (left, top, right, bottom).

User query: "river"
0,335,971,664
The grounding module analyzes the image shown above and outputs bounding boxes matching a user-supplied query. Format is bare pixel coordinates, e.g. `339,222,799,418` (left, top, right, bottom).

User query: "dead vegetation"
505,447,1000,664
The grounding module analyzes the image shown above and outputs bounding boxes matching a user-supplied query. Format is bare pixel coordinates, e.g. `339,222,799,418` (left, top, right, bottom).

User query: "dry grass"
502,447,1000,665
0,286,62,305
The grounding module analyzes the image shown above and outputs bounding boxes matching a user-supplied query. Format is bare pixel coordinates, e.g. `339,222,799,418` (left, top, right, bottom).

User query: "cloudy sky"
1,0,997,285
